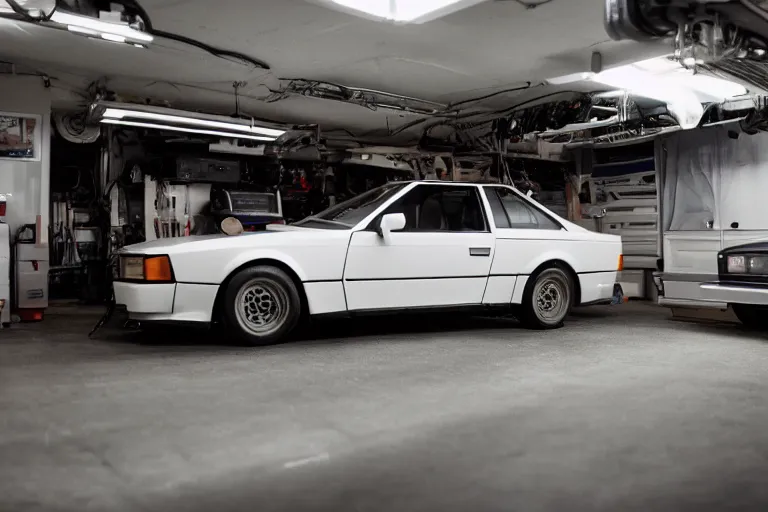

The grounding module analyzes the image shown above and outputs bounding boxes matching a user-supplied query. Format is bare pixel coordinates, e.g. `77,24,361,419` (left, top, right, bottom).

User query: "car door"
343,183,495,311
482,186,569,303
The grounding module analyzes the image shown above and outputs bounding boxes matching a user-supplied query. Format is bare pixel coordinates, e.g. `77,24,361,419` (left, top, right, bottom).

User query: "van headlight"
119,255,174,282
726,255,768,275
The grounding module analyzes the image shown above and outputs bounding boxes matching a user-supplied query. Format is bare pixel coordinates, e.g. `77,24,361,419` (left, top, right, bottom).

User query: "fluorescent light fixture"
324,0,486,23
100,119,277,141
67,24,141,46
102,108,286,138
66,24,98,36
100,33,126,43
50,10,153,43
546,72,595,85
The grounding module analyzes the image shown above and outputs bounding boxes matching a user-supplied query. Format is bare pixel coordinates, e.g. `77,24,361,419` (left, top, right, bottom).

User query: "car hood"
721,240,768,254
120,227,342,256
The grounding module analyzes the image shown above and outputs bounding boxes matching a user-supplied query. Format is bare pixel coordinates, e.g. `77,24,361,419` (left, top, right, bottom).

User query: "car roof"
405,181,508,186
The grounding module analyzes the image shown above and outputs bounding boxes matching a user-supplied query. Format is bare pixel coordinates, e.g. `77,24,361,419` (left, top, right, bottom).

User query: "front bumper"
698,282,768,306
656,272,768,308
114,281,218,323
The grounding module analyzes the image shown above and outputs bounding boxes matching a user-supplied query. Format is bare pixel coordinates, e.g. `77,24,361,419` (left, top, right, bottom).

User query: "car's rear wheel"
732,304,768,330
519,266,573,330
222,266,302,346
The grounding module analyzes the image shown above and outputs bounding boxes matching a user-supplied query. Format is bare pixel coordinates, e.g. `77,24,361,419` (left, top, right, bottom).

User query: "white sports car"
115,181,623,345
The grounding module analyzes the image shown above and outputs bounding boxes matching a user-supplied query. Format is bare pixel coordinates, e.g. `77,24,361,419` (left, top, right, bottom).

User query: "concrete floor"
2,303,768,512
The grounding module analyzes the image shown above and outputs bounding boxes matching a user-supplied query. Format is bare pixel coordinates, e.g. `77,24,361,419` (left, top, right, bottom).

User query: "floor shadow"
95,311,524,349
298,313,520,342
671,318,768,343
90,304,635,350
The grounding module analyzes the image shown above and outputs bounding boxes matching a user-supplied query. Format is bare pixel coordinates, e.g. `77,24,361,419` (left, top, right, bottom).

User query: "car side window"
379,185,488,232
484,188,511,229
489,187,561,230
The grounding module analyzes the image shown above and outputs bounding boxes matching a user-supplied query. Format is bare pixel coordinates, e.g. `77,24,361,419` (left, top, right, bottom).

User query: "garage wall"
0,76,52,240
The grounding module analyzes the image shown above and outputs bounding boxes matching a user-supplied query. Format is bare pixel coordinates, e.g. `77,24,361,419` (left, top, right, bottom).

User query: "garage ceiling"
0,0,671,142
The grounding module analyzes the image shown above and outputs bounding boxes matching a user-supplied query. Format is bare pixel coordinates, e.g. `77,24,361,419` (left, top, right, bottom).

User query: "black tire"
222,265,302,346
732,304,768,330
519,265,573,330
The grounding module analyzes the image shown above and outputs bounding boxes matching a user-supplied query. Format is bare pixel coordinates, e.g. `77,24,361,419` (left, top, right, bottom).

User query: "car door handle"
469,247,491,257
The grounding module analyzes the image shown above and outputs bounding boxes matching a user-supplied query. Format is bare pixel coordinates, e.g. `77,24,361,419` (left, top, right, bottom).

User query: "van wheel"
732,304,768,330
222,266,302,346
519,266,573,330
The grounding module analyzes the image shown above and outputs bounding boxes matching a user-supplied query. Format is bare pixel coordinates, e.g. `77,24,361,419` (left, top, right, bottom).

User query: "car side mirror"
378,213,406,244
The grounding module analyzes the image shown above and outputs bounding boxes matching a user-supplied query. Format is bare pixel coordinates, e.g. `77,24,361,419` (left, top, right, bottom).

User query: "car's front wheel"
222,265,302,346
519,266,573,330
732,304,768,330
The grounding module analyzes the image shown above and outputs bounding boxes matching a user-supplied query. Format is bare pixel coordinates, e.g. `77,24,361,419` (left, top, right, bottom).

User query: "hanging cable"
0,2,271,70
232,81,247,117
114,0,271,70
443,83,533,112
149,29,270,70
388,89,582,138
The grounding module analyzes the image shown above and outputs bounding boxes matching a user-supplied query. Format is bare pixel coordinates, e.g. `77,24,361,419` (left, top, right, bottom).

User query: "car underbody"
606,0,768,66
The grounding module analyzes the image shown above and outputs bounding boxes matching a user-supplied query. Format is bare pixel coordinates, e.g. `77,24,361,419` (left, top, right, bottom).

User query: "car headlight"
119,255,174,282
120,256,145,280
726,254,768,275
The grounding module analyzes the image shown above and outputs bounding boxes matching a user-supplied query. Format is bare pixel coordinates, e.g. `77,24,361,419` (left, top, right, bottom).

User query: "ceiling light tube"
100,33,126,43
50,10,153,43
546,72,596,85
66,25,98,36
102,108,286,138
100,119,277,141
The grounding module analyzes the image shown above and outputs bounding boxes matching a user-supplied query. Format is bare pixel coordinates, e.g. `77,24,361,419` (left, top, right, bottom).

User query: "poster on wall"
0,115,37,159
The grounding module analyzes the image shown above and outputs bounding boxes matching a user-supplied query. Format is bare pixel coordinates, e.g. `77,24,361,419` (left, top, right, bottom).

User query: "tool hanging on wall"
170,196,177,237
155,182,172,239
184,186,191,236
153,199,160,239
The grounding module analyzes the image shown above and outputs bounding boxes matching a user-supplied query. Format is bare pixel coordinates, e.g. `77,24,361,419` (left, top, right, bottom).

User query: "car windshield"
294,183,407,229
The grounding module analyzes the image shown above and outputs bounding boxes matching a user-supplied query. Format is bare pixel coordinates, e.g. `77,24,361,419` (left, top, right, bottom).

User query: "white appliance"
0,222,10,327
14,223,49,320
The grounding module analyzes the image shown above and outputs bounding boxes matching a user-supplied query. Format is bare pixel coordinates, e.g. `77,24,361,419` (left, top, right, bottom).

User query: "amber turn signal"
617,254,624,272
144,256,174,282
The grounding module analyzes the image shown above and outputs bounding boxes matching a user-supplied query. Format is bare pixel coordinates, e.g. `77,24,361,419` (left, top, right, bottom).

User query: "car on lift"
605,0,768,64
114,181,624,345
